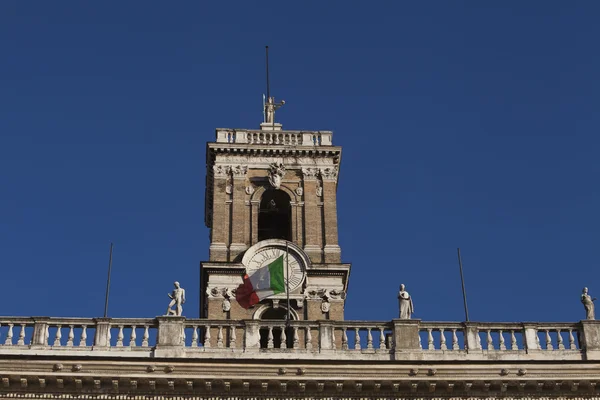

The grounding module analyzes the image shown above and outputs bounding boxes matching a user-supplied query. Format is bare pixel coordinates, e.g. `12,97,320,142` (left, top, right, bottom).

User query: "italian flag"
236,255,286,309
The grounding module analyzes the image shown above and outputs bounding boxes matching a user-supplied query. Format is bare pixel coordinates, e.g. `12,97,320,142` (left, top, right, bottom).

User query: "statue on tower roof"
264,96,285,124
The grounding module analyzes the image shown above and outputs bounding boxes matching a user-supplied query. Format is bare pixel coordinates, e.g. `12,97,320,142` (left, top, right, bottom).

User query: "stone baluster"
130,326,137,347
190,326,198,347
510,330,517,350
419,332,422,349
4,324,14,345
306,327,313,350
217,326,224,348
568,329,576,350
17,324,26,346
440,328,447,350
452,329,459,350
79,325,87,346
204,325,211,348
230,326,237,349
142,326,149,347
427,328,434,350
379,327,386,349
367,328,373,349
341,327,348,350
545,330,553,350
66,325,74,347
293,327,299,349
354,327,361,350
557,329,565,350
267,326,274,349
486,329,493,350
280,326,287,349
499,330,506,350
116,326,124,347
53,325,62,347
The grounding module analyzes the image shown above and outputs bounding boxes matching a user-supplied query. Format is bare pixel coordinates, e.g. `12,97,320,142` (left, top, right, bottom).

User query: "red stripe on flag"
236,274,260,309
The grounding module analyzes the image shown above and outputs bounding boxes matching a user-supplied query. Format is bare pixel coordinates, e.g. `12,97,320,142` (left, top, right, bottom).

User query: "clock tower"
200,109,350,323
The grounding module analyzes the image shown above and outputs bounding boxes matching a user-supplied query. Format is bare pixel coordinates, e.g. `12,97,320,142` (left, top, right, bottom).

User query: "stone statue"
581,287,597,320
268,163,286,189
166,281,186,316
264,96,285,124
398,284,414,319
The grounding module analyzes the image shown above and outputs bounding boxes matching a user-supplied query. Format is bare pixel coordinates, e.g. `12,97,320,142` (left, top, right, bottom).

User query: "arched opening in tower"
258,189,291,241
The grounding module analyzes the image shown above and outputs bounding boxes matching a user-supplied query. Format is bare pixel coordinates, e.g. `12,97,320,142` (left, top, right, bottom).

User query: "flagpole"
285,241,290,324
457,247,470,322
103,242,114,318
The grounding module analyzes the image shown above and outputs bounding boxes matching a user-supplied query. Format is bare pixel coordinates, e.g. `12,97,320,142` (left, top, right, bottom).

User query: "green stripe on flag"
268,255,286,294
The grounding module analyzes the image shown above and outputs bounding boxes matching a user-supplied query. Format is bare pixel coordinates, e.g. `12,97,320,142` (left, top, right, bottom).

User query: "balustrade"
335,323,393,351
0,318,589,359
215,129,333,146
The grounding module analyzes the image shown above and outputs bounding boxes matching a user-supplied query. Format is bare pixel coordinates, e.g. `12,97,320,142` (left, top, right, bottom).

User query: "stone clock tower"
200,114,351,323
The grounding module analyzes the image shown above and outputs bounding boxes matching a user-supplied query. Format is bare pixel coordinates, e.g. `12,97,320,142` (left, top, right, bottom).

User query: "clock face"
245,246,306,292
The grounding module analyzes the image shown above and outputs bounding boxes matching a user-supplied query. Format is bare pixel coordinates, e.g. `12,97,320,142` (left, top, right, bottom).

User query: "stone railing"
215,129,333,146
1,317,597,360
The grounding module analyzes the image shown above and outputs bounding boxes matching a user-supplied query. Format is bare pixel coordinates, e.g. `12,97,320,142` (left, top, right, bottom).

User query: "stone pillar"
302,168,322,262
392,319,421,359
581,320,600,360
523,323,541,353
93,318,112,348
464,323,482,352
318,321,335,352
321,170,340,263
250,199,260,245
244,320,260,352
295,200,304,248
155,316,185,357
229,165,248,260
209,165,231,261
31,317,49,347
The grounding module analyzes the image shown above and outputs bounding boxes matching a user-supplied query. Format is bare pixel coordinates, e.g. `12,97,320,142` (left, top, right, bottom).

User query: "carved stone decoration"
225,176,233,194
268,163,286,189
301,167,320,180
295,187,303,196
316,180,323,197
213,165,231,178
304,287,346,301
245,185,255,195
328,289,346,300
231,165,248,177
321,300,331,313
320,166,338,181
207,287,236,299
222,298,231,312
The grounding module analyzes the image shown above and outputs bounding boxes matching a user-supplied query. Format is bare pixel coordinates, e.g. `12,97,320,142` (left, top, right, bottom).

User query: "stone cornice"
1,358,599,397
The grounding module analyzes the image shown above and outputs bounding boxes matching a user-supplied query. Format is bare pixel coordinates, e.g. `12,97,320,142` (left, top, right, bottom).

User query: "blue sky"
1,2,599,323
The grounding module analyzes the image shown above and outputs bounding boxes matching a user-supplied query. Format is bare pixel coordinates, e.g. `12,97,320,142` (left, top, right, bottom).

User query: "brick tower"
200,103,350,323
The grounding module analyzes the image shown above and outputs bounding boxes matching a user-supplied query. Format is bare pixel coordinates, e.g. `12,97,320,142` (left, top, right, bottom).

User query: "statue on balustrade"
398,284,414,319
166,281,186,316
581,287,597,320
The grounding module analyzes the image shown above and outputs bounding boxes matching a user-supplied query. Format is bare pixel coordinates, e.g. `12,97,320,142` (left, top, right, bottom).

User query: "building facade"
1,117,600,400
